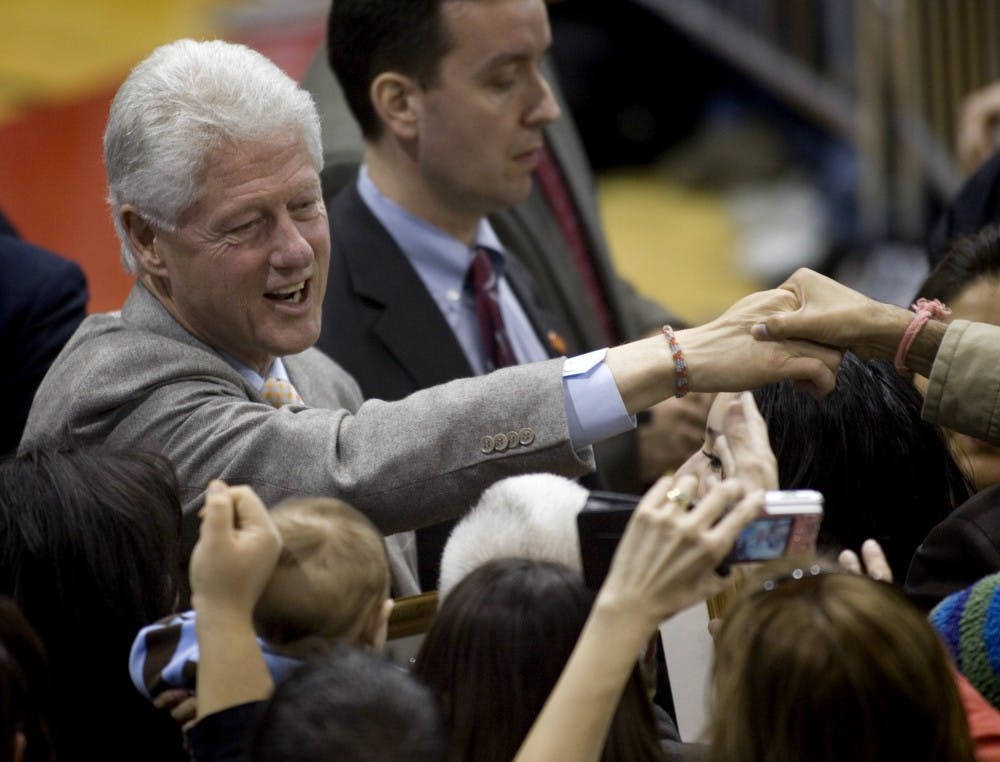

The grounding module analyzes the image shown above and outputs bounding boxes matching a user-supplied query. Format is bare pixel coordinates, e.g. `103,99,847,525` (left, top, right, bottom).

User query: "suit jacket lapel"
330,186,474,388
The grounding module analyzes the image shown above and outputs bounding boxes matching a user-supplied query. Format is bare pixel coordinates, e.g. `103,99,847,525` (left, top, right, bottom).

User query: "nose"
269,212,314,271
525,69,561,127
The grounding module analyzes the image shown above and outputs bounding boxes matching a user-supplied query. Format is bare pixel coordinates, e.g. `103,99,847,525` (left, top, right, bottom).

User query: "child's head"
253,497,392,655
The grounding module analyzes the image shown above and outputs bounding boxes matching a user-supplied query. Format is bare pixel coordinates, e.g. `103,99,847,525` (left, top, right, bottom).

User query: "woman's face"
920,277,1000,490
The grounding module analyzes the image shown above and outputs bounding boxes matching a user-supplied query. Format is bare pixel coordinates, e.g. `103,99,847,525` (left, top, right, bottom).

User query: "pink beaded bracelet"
662,325,688,397
893,298,950,372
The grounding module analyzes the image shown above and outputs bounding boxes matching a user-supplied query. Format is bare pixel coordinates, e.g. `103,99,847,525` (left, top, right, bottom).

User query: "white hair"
437,473,589,600
103,38,323,273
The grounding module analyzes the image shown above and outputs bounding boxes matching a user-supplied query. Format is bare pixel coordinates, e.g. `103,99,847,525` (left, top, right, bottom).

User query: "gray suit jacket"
20,283,593,594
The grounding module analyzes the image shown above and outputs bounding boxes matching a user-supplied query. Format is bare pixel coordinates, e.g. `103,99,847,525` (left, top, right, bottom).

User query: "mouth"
513,146,543,165
264,280,308,305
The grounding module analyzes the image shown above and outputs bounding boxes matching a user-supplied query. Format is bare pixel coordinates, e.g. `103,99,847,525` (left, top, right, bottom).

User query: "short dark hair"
248,643,449,762
917,222,1000,304
753,354,971,581
327,0,455,139
0,446,185,760
414,558,665,762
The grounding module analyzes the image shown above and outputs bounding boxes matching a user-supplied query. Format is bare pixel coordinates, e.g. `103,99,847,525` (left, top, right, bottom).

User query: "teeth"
289,290,303,304
271,281,305,296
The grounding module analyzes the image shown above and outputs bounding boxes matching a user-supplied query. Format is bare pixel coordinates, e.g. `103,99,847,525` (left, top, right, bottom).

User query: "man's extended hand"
680,286,843,398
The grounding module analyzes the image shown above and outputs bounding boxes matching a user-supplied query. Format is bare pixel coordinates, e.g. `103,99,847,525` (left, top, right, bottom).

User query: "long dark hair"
754,353,970,581
0,597,54,762
414,558,666,762
0,446,186,761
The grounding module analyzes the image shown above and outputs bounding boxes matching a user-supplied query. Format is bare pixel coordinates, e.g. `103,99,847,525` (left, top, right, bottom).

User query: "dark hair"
0,598,54,762
0,447,186,761
249,643,449,762
327,0,455,138
753,354,970,581
710,566,975,762
917,223,1000,303
414,558,666,762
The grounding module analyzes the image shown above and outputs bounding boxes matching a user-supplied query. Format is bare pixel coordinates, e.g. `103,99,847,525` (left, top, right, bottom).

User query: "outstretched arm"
191,481,282,720
515,475,762,762
751,268,946,376
606,286,843,412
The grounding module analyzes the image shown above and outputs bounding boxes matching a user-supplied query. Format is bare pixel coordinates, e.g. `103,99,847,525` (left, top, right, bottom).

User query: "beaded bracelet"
893,298,950,372
662,325,688,398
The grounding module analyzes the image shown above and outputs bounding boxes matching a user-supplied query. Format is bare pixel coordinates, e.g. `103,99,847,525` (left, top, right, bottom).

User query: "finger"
689,479,748,528
153,688,191,711
709,488,763,541
837,548,862,575
713,434,735,482
779,352,839,398
707,617,723,640
227,486,274,532
860,539,893,583
199,486,236,537
170,696,198,725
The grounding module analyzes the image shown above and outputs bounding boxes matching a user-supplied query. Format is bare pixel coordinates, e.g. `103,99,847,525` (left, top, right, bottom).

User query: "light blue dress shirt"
356,167,634,449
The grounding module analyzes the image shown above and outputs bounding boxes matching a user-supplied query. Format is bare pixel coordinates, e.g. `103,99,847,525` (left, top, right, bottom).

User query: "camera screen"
728,516,793,562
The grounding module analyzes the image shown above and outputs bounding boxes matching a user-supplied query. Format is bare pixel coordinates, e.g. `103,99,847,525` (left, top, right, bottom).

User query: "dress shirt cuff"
563,349,636,449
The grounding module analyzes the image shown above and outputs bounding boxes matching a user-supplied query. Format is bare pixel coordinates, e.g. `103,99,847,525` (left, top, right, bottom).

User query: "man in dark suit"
0,210,88,454
312,2,709,584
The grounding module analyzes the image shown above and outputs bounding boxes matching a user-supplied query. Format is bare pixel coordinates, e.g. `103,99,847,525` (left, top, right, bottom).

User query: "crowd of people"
7,0,1000,759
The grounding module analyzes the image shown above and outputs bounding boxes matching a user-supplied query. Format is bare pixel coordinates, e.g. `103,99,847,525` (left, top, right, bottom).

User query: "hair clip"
759,563,826,593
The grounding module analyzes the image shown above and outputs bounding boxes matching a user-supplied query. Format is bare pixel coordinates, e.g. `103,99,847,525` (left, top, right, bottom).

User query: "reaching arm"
515,475,763,762
606,286,843,412
751,268,947,376
191,481,282,720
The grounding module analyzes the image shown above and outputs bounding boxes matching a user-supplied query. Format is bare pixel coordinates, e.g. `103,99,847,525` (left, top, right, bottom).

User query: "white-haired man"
21,38,840,594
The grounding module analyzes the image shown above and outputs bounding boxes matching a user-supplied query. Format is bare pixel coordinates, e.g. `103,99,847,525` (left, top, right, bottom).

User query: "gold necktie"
261,377,303,408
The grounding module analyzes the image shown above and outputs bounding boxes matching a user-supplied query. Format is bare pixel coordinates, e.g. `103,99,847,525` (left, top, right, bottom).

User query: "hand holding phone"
725,489,823,564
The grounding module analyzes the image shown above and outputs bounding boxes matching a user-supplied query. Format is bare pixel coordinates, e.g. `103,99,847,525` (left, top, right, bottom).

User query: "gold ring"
665,487,692,508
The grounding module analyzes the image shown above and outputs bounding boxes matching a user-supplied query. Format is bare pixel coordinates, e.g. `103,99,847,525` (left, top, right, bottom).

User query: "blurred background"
2,0,998,322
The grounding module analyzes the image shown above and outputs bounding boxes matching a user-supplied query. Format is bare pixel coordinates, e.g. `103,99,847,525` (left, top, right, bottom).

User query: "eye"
227,217,262,236
490,78,516,92
290,199,322,218
703,449,724,472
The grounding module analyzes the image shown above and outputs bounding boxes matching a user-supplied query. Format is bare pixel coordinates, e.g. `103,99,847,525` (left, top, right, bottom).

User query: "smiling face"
138,134,329,374
406,0,560,232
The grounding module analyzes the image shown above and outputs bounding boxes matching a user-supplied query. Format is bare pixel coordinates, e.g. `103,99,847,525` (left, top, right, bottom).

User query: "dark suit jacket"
318,183,613,587
303,51,661,493
905,483,1000,612
318,182,573,400
0,211,88,455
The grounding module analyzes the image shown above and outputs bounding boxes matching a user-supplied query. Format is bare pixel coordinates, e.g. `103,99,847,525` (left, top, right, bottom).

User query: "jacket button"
506,431,520,448
481,435,495,454
493,432,509,452
518,428,534,446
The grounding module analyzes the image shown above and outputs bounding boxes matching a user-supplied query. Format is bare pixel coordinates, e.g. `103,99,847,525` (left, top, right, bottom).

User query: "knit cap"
930,571,1000,709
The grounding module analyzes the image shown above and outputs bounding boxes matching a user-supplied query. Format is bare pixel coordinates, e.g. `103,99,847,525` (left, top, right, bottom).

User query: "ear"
370,72,420,141
120,204,168,277
362,597,395,653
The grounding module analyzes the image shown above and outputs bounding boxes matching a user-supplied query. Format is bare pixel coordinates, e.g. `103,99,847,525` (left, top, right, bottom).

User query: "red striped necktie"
467,247,517,371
